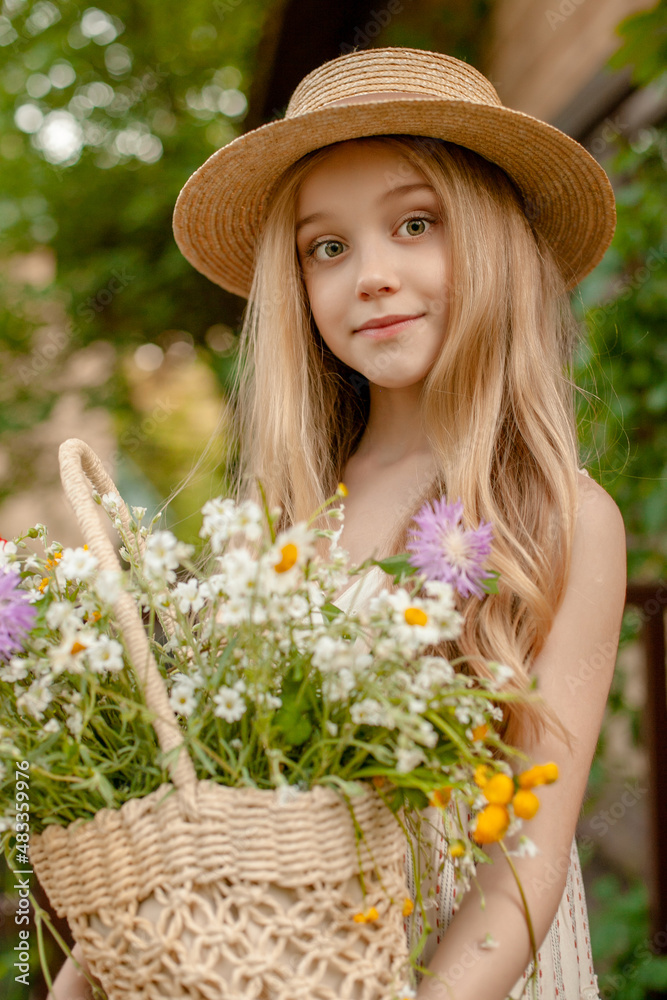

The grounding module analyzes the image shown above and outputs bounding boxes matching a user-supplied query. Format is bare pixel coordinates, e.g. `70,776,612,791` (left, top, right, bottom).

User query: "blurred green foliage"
0,0,270,538
574,0,667,580
589,875,667,999
572,7,667,998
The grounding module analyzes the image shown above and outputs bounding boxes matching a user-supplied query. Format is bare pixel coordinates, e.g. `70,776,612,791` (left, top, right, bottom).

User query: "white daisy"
87,636,124,674
46,601,81,631
213,686,247,723
0,539,18,567
65,707,83,736
172,579,204,615
322,668,356,702
200,497,239,551
144,532,193,583
101,491,121,514
93,569,122,606
350,697,390,727
58,546,98,582
395,747,425,773
169,680,197,717
0,657,30,683
488,661,515,688
510,836,540,859
255,691,282,711
17,679,53,720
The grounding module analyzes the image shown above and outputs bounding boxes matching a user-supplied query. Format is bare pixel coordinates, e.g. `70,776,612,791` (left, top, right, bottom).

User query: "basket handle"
58,438,197,795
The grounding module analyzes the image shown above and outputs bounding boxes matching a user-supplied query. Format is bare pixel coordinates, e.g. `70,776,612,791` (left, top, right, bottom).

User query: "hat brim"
172,98,616,297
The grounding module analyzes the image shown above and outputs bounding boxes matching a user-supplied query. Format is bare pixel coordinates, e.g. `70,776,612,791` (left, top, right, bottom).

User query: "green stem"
498,840,539,1000
31,896,107,999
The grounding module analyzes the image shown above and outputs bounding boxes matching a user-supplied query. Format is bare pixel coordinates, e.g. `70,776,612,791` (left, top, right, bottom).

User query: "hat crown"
286,47,502,118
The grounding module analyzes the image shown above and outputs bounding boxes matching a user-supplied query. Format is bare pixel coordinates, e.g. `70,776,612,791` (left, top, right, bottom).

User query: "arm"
47,943,101,1000
417,474,627,1000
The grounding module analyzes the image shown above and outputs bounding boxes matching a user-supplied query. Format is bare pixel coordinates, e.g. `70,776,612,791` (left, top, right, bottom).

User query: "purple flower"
406,497,494,600
0,571,37,661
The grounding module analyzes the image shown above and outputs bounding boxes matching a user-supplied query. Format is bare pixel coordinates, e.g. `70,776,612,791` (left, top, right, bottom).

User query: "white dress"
331,560,601,1000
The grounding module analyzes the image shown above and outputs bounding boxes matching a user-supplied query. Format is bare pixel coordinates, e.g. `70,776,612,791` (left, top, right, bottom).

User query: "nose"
354,239,401,298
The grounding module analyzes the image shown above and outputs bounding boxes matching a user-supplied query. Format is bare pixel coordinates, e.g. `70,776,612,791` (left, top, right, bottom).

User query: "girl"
49,47,626,1000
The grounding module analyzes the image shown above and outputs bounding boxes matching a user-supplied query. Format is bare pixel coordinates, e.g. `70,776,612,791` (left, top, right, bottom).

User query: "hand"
47,943,104,1000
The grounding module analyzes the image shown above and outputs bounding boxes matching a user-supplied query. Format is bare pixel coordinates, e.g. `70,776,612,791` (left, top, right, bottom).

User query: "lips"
354,313,424,332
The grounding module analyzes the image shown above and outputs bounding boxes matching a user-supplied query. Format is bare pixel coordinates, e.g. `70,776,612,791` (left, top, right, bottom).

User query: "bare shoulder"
576,470,626,543
570,470,626,610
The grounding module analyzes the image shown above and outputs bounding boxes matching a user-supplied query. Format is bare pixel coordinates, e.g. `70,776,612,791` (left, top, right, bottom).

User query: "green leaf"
273,700,312,747
319,601,343,620
403,787,430,810
375,554,417,579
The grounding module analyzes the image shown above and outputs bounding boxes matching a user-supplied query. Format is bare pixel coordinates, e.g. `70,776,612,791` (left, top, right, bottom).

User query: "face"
295,141,451,390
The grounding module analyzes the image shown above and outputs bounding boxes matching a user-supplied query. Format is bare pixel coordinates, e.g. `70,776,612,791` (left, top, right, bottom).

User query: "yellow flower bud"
402,898,414,916
472,804,510,844
337,482,348,496
512,789,540,820
541,762,559,784
474,764,492,788
483,773,515,805
274,542,298,573
428,786,452,809
404,606,428,626
517,765,544,789
449,840,466,859
472,723,489,741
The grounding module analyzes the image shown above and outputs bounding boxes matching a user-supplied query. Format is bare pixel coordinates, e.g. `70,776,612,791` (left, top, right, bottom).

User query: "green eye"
303,214,437,262
304,239,344,261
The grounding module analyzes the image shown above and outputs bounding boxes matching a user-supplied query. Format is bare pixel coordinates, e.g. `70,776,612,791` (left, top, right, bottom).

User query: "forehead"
296,140,427,203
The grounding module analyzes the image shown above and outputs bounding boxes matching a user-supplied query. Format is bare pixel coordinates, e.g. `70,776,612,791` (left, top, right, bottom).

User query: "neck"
354,380,433,467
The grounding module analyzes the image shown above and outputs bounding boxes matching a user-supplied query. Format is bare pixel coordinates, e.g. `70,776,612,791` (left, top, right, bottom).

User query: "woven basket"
30,439,413,1000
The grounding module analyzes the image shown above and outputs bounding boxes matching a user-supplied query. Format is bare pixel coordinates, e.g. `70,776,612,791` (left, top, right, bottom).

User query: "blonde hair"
226,135,582,748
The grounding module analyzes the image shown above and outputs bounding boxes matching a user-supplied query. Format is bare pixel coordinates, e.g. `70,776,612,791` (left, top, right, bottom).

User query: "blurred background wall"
1,1,666,996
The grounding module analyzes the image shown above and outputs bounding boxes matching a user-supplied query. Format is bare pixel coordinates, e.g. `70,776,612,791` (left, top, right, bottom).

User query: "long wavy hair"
226,134,582,748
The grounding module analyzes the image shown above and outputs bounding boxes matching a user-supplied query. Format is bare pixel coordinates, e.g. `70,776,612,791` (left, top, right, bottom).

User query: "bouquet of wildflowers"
0,445,557,999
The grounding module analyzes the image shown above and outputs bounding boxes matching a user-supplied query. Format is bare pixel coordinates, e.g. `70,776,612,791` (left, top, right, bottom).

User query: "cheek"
305,274,342,326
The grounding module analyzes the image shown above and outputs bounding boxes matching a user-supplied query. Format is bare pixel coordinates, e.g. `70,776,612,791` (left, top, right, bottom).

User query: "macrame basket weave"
29,439,413,1000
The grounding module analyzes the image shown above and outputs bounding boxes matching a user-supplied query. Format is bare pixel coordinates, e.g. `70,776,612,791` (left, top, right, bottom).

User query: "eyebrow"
295,182,437,237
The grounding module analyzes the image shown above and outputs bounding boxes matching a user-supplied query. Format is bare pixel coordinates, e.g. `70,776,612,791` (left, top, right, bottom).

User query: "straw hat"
172,47,616,298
